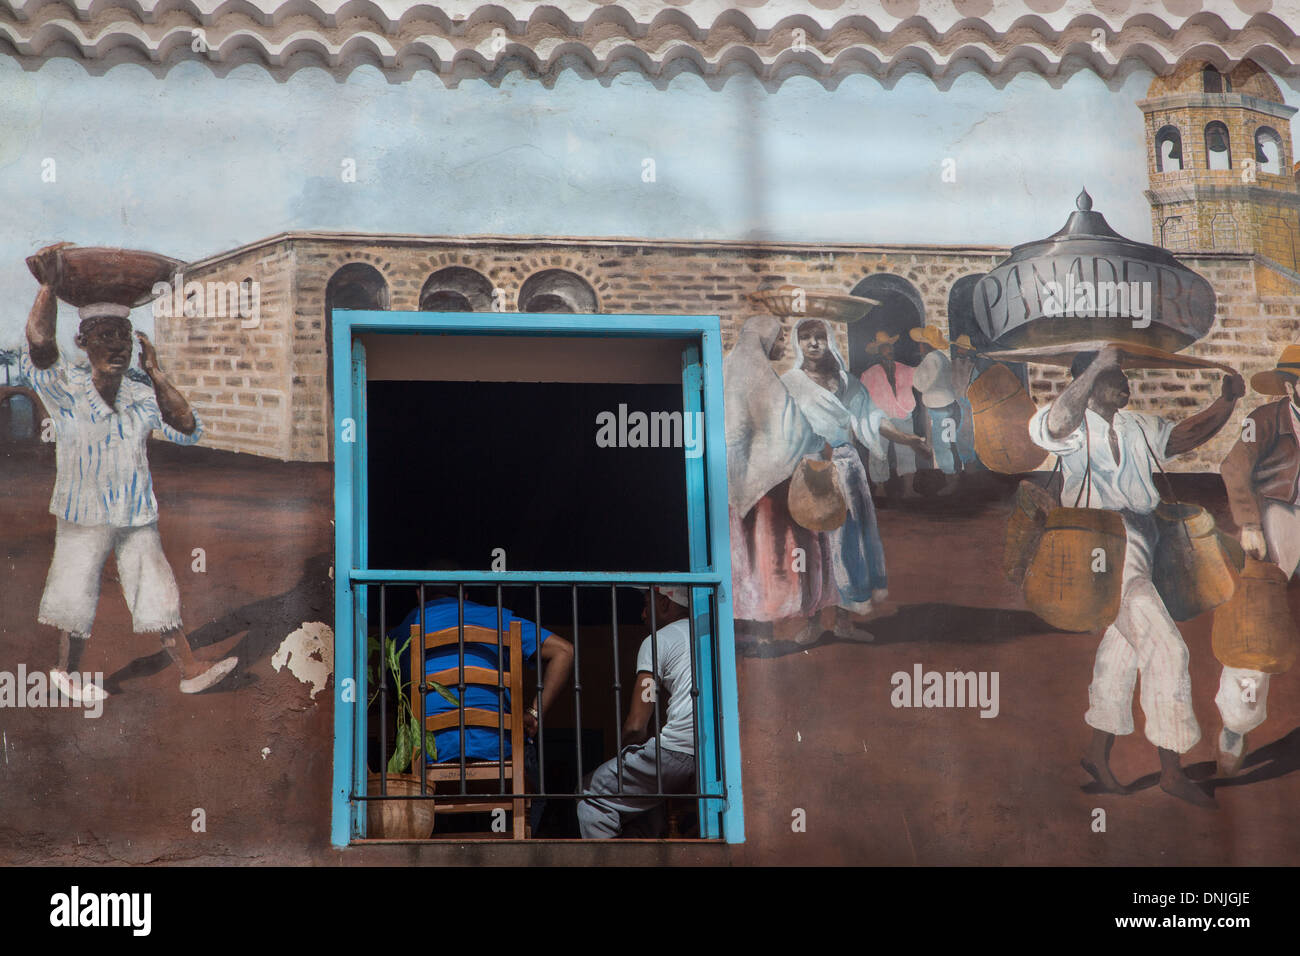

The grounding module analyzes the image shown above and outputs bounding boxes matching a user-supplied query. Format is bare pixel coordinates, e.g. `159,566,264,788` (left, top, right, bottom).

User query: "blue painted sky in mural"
1,56,1297,344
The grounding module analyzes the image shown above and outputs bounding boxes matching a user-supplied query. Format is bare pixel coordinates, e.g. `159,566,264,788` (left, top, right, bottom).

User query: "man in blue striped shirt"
387,584,573,764
24,244,238,701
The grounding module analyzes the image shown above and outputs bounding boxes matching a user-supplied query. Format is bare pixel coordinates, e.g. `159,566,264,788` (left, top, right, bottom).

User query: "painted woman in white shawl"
783,319,928,625
726,315,838,645
726,315,927,644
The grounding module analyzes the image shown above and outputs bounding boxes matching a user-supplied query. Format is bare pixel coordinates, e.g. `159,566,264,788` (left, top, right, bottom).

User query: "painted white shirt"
780,368,887,458
1028,404,1173,515
913,350,956,407
20,344,203,528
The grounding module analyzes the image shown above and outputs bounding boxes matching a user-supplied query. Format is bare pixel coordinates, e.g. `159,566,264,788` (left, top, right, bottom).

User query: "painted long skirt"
729,477,838,622
828,444,889,611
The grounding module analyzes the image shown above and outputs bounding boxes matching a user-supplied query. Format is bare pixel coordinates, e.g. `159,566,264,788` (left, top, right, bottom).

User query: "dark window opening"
519,269,598,313
364,379,697,838
419,267,494,312
1202,66,1229,93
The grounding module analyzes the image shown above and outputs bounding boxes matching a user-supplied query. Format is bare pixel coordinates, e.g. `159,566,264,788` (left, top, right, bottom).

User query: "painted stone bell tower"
1139,58,1300,272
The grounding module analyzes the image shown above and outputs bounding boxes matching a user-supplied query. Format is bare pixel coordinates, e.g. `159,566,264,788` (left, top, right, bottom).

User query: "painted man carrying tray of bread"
21,242,237,702
1029,344,1244,808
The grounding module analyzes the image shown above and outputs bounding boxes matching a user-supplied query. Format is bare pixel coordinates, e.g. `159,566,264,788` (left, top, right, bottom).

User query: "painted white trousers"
1215,501,1300,737
1086,514,1201,754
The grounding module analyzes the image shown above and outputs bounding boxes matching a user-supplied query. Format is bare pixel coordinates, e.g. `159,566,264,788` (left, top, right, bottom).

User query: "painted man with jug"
1029,344,1244,808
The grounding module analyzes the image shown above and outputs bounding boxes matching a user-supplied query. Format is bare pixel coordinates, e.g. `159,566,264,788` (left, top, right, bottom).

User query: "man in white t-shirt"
577,585,696,838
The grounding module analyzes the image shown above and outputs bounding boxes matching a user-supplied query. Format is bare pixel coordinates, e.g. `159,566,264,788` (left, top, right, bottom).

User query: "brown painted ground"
1,443,1296,865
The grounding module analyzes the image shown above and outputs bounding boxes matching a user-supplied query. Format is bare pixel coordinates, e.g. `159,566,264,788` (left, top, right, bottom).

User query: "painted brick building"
162,231,1300,472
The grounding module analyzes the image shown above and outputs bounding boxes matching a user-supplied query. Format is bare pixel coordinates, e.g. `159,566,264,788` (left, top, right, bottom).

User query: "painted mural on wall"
3,37,1300,865
18,243,240,706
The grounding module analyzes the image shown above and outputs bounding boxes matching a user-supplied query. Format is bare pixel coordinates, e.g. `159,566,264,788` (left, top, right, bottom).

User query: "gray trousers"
576,738,696,839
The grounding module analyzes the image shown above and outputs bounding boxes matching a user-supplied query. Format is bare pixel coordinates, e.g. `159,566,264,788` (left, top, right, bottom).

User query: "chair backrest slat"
410,623,521,652
409,618,525,777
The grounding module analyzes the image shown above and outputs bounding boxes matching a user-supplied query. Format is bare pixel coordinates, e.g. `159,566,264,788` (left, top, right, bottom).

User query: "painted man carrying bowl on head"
21,242,237,701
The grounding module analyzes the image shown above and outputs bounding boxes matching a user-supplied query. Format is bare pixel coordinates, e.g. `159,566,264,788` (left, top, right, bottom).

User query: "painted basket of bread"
27,245,182,308
749,285,879,323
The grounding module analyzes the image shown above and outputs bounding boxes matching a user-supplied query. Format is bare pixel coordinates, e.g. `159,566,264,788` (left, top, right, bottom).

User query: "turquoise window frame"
329,310,745,845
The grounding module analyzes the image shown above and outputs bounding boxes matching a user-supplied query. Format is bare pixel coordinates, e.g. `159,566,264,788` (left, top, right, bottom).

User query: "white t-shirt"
635,618,695,755
1028,405,1173,514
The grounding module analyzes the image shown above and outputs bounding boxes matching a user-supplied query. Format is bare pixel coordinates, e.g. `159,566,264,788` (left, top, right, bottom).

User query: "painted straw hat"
864,330,900,352
951,334,977,353
909,326,949,351
1250,345,1300,396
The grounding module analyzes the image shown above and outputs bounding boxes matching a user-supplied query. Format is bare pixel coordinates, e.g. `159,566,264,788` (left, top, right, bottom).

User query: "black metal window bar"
352,575,728,839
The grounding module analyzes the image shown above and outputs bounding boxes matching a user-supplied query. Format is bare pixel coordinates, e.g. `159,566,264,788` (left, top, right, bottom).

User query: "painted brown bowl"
27,246,182,308
748,285,879,322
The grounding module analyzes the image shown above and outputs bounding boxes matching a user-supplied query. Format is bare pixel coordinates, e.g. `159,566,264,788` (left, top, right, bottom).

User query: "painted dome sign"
972,189,1216,353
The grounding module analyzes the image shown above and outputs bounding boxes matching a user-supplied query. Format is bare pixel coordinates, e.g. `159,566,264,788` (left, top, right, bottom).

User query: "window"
329,308,744,845
1255,126,1284,176
1204,121,1231,170
519,269,598,313
1154,125,1182,172
1202,66,1230,93
419,266,494,312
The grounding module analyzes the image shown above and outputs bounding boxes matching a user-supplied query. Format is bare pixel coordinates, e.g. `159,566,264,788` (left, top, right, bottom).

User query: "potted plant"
365,632,458,838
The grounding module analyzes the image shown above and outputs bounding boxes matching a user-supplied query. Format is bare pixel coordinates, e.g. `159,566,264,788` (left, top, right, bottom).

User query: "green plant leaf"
385,637,400,681
428,681,460,706
388,720,412,775
424,730,438,763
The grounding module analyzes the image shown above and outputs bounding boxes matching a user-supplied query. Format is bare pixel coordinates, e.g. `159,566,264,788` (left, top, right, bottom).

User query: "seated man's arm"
622,672,656,748
525,632,573,736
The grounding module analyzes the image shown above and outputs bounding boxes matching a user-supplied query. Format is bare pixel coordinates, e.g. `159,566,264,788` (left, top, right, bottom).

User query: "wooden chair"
409,620,528,839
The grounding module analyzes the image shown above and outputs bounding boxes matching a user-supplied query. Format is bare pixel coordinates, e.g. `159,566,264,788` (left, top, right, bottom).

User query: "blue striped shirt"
20,344,203,527
388,599,551,764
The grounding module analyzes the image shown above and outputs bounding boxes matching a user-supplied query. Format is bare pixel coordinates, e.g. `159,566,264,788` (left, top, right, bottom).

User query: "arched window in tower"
1201,66,1230,93
1255,126,1284,176
1204,122,1231,170
518,269,598,313
1154,126,1182,172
